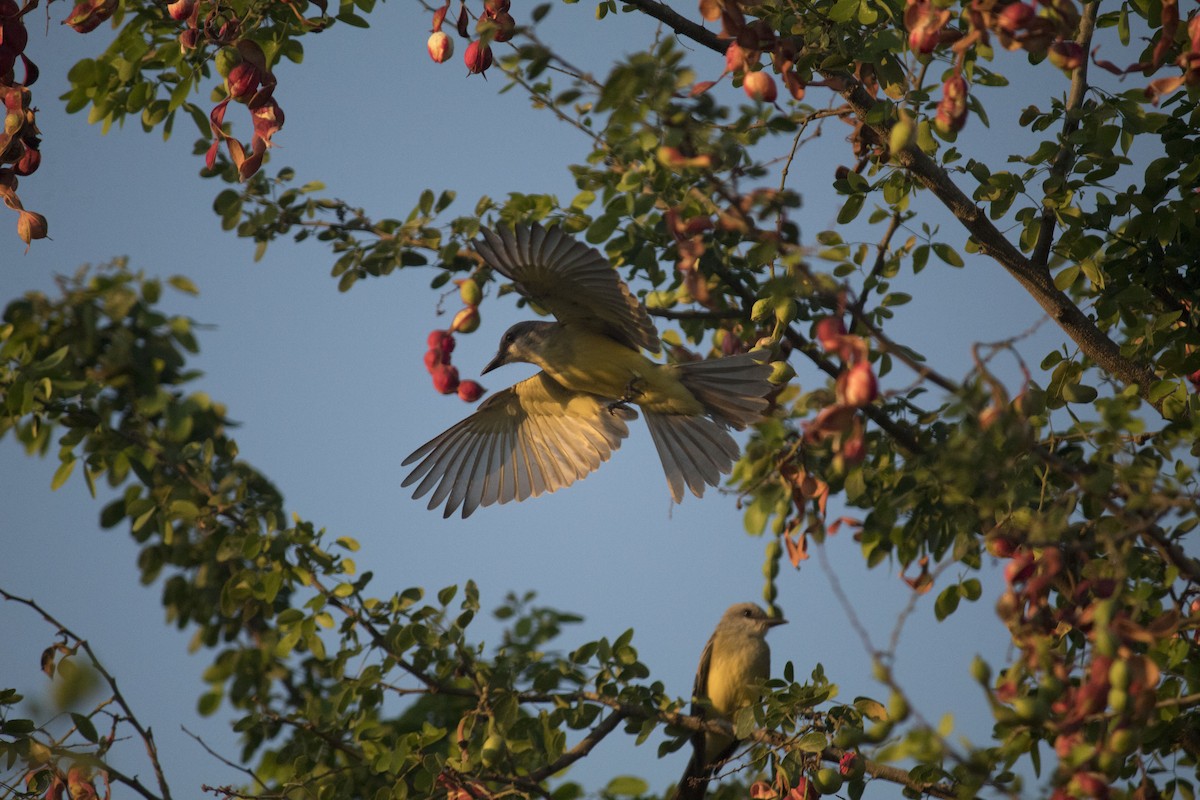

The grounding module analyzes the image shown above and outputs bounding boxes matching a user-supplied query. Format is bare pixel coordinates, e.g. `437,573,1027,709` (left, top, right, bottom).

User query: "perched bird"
402,223,775,518
674,603,787,800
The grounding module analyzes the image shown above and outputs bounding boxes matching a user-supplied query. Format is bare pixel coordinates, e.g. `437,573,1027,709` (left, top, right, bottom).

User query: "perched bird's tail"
672,748,713,800
643,352,774,502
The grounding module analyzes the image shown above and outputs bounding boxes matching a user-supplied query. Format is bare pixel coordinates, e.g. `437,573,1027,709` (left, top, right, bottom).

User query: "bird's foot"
620,375,645,402
605,376,645,415
606,399,634,415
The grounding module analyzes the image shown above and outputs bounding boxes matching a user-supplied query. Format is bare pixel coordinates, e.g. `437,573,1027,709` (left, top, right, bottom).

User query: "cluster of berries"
1,0,46,247
423,278,487,403
426,0,514,77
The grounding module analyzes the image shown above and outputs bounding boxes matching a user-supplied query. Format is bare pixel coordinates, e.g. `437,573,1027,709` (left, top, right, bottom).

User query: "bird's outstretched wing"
401,372,636,519
476,223,661,353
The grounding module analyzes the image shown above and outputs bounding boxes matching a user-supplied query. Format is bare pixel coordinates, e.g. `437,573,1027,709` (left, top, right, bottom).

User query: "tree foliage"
3,0,1200,798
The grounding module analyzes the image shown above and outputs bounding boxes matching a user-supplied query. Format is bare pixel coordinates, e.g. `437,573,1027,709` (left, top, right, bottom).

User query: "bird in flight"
402,223,775,518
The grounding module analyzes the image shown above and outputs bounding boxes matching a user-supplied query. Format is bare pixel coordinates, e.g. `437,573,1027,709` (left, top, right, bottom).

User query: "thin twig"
0,588,173,800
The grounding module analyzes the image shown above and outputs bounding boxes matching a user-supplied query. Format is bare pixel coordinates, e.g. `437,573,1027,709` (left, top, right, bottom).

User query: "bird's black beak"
481,350,507,375
766,617,788,628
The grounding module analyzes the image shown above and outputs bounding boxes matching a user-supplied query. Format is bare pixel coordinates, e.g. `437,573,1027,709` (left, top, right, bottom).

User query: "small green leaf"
1061,383,1098,403
51,458,76,491
71,713,99,743
854,697,887,722
934,585,960,620
931,243,963,267
604,777,648,797
837,194,865,224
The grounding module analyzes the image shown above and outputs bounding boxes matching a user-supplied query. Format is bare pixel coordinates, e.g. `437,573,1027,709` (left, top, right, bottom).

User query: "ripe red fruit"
64,0,117,33
987,536,1018,558
935,75,969,133
427,31,454,63
785,777,819,800
996,2,1035,33
724,41,750,73
432,364,460,395
13,143,39,176
16,209,47,247
457,380,485,402
742,71,777,103
227,62,262,101
424,348,448,373
166,0,194,20
1048,40,1084,70
841,362,878,406
814,316,846,352
838,752,864,779
488,10,515,41
464,40,493,75
841,432,867,465
427,329,455,354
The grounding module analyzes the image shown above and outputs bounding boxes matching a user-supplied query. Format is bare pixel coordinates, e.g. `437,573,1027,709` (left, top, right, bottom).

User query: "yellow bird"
674,603,787,800
402,223,774,519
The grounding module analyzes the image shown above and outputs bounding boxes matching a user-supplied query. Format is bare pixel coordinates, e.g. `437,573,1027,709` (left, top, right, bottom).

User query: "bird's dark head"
482,320,558,374
721,602,787,637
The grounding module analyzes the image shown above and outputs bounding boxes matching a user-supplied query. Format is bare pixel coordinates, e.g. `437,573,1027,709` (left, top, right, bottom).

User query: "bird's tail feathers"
671,749,712,800
643,412,739,502
677,352,774,430
672,738,739,800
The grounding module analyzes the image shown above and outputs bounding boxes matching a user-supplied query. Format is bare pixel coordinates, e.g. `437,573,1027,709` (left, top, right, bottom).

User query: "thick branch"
1031,1,1098,269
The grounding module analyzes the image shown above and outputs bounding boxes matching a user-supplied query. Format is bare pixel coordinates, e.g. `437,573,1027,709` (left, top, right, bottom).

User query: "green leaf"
934,585,960,620
197,690,222,716
1054,264,1080,290
604,777,648,797
837,194,865,224
931,243,963,267
854,697,887,722
51,458,76,491
829,0,859,22
168,275,200,295
796,731,828,752
1061,383,1097,403
70,712,99,743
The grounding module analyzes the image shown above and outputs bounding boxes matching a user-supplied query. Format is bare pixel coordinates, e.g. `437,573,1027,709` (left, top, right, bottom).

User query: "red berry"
814,316,846,352
427,31,454,63
427,329,455,354
840,361,878,406
424,349,446,373
742,71,777,103
432,364,460,395
464,40,493,75
457,380,485,402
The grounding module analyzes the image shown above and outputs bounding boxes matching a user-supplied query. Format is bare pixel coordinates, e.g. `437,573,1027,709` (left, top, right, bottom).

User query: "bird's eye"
742,609,752,618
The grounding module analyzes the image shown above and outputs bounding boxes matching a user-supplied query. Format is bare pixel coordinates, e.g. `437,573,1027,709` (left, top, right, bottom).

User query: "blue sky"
0,3,1104,796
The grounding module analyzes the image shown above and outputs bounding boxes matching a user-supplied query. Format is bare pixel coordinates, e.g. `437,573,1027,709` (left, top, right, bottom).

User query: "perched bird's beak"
766,616,788,628
481,350,508,375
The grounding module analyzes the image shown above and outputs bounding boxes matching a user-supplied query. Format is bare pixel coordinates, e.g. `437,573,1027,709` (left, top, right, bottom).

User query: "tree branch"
621,0,1163,412
1031,1,1099,269
0,588,173,800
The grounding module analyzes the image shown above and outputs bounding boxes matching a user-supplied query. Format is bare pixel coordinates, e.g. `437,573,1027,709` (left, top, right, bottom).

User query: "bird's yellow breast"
535,326,704,415
706,636,769,716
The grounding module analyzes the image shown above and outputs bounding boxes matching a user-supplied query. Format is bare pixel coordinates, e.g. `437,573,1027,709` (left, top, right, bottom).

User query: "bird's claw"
606,399,632,415
606,376,645,414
